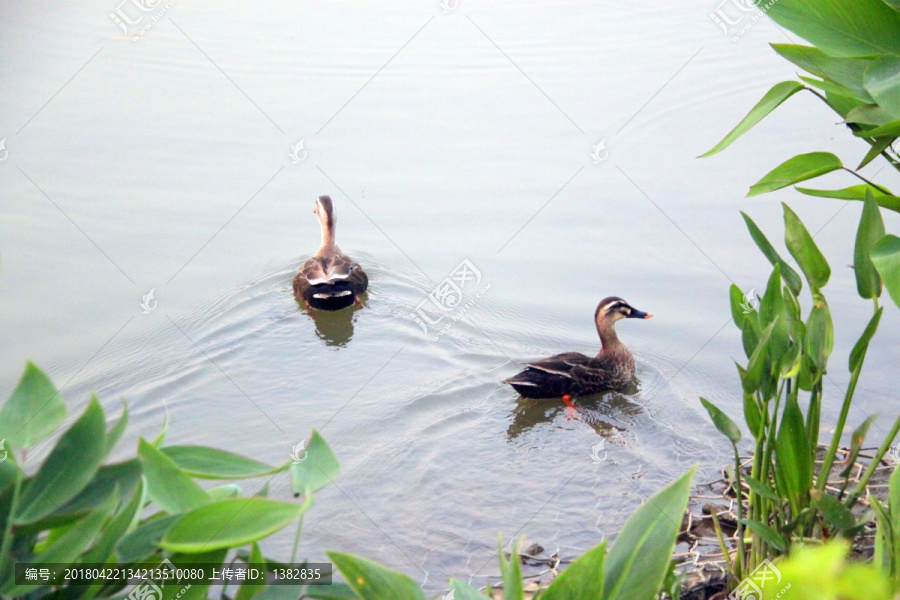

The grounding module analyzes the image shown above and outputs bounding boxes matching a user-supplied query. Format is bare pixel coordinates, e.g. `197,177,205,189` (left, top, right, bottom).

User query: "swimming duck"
293,195,368,311
504,297,652,399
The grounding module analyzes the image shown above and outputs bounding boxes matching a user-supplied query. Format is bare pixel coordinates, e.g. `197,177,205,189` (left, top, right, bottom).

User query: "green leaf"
745,321,777,394
850,307,883,372
846,104,896,125
775,394,813,511
744,392,763,439
840,416,875,478
540,540,605,600
799,76,863,104
743,519,788,552
744,475,780,501
161,497,309,553
864,55,900,119
327,552,427,600
53,458,142,519
104,401,129,457
82,479,144,565
730,284,753,328
856,120,900,136
783,203,832,291
771,44,873,102
811,490,856,532
208,484,242,501
763,0,900,57
699,81,805,157
749,153,843,197
805,293,834,371
699,398,741,444
858,137,897,170
15,397,106,524
741,212,803,295
303,584,359,600
138,438,210,514
450,579,491,599
235,542,266,600
162,445,287,480
116,514,180,563
0,362,66,449
290,430,340,495
871,234,900,308
854,190,887,299
603,467,695,600
796,184,900,212
498,538,523,600
890,461,900,524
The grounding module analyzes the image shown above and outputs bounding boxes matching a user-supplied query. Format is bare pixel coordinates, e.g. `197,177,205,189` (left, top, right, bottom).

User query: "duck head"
594,296,652,349
314,195,337,251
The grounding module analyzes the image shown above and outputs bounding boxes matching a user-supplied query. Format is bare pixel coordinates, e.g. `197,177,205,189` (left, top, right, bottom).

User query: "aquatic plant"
699,0,900,588
0,362,345,599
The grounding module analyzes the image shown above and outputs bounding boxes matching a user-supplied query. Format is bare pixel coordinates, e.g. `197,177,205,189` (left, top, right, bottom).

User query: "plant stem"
290,515,304,564
711,511,735,585
842,167,894,195
845,415,900,509
733,443,746,582
817,362,865,491
0,460,24,585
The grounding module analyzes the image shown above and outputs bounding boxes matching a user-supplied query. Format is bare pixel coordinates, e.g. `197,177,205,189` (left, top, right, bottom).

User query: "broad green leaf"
699,81,805,157
498,539,523,600
161,497,308,553
0,362,66,448
82,479,144,564
871,234,900,308
864,55,900,119
857,120,900,136
104,401,129,457
850,307,883,372
15,397,106,524
775,394,812,511
811,490,856,532
783,203,831,291
138,438,210,514
795,184,900,212
1,501,113,596
450,579,491,599
825,89,866,118
235,542,266,600
52,459,142,519
303,584,359,599
763,0,900,57
162,445,287,480
208,484,242,501
290,430,340,495
846,104,896,125
603,467,695,600
749,153,843,197
116,514,180,563
163,549,228,600
741,212,803,295
744,392,762,439
540,540,606,600
805,293,834,371
745,475,780,501
858,137,896,170
743,519,788,552
771,44,873,102
327,552,427,600
885,0,900,11
744,321,776,394
730,283,754,328
855,190,887,299
700,398,741,444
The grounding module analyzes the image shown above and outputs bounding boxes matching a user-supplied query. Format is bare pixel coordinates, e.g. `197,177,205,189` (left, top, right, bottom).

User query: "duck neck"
597,321,625,356
317,222,337,256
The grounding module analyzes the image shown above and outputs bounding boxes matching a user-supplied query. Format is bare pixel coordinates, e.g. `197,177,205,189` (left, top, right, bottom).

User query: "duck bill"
628,308,653,319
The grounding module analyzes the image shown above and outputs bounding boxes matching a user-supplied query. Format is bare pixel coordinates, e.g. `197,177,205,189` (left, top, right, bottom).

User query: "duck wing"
521,352,594,377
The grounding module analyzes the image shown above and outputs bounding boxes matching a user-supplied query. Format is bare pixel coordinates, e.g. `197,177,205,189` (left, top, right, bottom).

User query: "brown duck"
504,296,652,399
293,195,368,311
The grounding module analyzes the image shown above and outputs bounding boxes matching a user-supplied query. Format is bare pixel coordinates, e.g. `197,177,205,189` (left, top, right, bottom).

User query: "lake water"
2,1,899,592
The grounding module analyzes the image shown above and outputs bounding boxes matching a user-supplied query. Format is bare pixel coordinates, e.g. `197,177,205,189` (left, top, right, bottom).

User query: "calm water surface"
2,1,899,591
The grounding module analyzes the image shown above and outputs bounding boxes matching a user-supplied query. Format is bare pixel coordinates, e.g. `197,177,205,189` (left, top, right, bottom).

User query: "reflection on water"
300,295,367,348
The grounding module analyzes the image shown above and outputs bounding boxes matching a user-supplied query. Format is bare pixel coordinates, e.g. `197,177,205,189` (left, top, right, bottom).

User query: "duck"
504,296,652,399
293,195,368,311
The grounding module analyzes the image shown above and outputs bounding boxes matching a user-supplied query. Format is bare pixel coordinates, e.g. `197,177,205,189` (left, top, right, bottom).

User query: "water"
2,1,899,592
